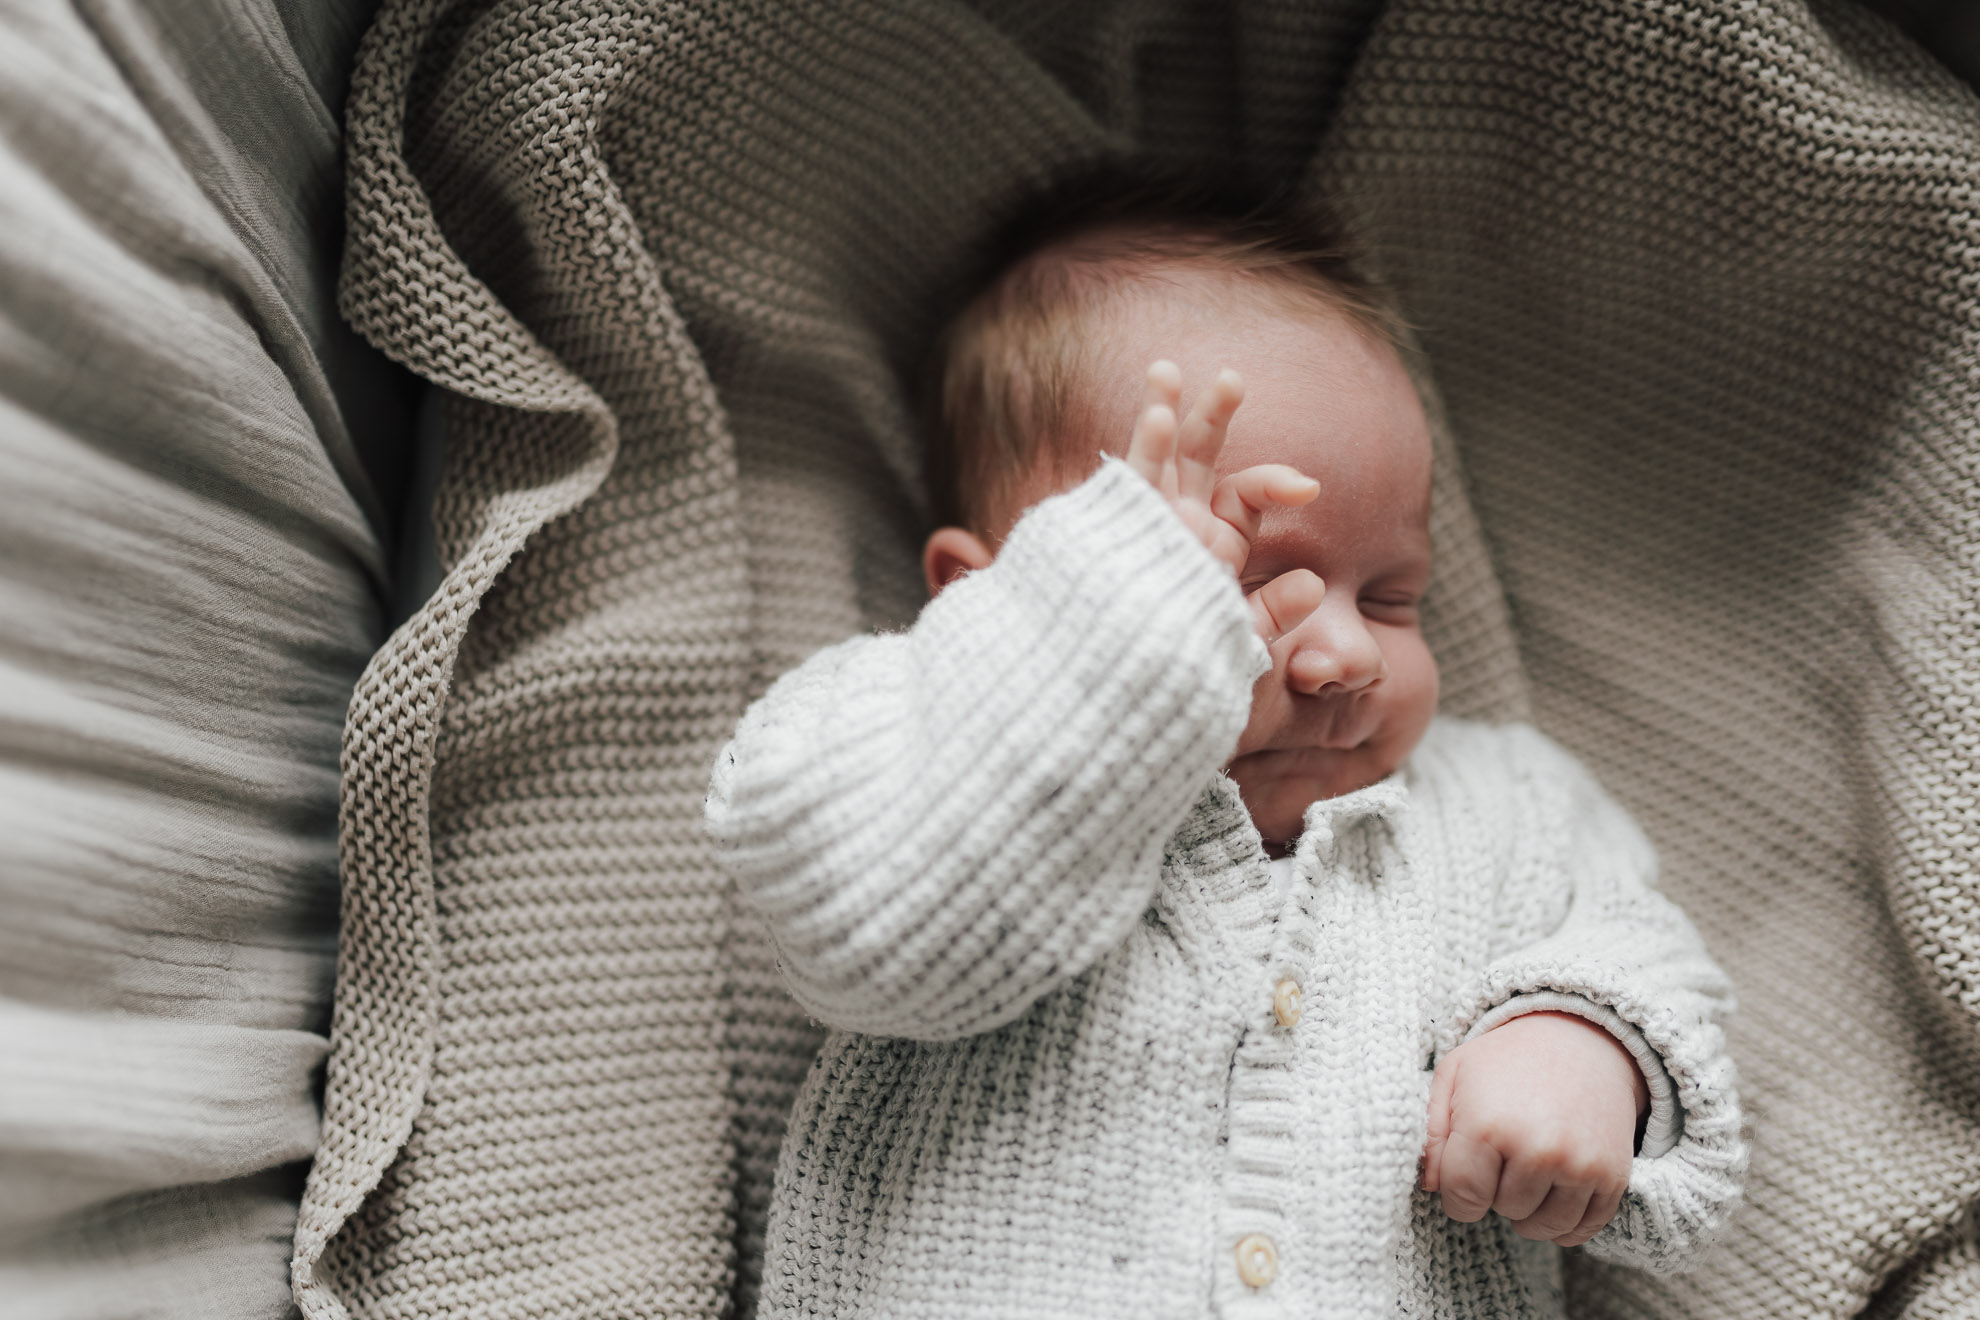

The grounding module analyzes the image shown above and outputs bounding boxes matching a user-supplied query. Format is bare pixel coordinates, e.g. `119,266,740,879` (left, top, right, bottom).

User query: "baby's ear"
922,527,995,599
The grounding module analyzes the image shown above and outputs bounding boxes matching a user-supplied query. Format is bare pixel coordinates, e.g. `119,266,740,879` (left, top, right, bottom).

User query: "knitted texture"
317,1,1980,1317
1310,5,1980,1316
708,464,1742,1319
710,462,1268,1039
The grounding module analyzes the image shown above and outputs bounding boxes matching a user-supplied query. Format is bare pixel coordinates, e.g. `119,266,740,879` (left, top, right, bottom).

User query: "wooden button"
1271,978,1302,1027
1234,1233,1279,1288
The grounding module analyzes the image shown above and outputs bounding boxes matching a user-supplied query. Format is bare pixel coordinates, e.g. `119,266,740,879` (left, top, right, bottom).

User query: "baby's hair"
926,164,1403,532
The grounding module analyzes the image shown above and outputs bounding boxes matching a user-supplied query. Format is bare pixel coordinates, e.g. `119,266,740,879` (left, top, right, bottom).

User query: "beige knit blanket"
299,1,1980,1316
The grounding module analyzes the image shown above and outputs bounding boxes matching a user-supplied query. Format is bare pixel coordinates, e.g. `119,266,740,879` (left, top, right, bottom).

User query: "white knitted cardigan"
707,462,1745,1319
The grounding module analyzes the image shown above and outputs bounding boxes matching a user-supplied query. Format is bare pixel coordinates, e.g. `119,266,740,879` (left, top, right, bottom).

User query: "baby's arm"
707,366,1313,1043
1422,728,1745,1271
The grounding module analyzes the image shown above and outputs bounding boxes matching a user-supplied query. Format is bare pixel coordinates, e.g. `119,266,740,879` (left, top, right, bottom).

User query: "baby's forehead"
934,206,1407,534
1061,262,1412,413
1098,256,1376,367
1062,261,1348,407
1087,278,1431,513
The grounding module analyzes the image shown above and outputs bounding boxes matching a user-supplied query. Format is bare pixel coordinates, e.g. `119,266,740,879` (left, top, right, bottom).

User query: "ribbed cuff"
996,458,1248,632
1465,991,1681,1158
987,455,1259,720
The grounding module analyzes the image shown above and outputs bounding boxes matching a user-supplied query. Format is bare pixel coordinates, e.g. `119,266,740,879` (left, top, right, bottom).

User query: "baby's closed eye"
1359,592,1421,622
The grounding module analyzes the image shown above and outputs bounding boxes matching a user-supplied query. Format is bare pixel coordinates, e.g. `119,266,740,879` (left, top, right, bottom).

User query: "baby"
707,176,1744,1318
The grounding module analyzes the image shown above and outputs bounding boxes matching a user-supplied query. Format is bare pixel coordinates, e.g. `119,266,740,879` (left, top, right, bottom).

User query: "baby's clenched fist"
1420,1011,1649,1248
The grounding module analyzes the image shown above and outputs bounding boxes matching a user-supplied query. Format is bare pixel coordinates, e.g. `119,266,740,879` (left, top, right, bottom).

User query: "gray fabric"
320,1,1980,1317
1862,0,1980,87
0,0,410,1314
1310,5,1980,1313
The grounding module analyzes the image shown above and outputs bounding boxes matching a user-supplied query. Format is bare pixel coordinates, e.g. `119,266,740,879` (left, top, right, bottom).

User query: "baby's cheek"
1234,672,1282,759
1383,637,1440,753
1400,633,1441,711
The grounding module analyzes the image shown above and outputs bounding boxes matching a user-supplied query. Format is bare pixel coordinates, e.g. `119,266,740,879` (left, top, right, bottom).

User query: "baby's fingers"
1492,1153,1557,1225
1247,570,1324,645
1126,402,1179,497
1126,362,1184,496
1176,368,1245,504
1510,1184,1594,1244
1434,1131,1503,1224
1555,1180,1627,1248
1211,464,1320,552
1142,359,1182,416
1421,1053,1458,1193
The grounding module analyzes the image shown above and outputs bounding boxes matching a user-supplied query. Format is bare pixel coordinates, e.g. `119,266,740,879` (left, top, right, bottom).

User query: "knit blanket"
303,1,1980,1317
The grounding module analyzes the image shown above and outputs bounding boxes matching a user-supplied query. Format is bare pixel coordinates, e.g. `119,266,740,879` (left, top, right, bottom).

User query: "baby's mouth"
1241,708,1383,762
1232,739,1374,773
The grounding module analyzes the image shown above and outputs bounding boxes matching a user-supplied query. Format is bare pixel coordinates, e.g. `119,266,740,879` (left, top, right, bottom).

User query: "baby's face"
1116,291,1438,845
953,281,1439,850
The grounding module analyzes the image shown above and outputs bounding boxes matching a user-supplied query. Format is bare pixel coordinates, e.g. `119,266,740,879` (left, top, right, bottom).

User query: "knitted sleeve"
705,459,1262,1041
1434,727,1747,1274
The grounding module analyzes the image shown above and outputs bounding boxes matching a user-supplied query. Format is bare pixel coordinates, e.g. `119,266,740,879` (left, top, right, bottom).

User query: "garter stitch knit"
708,460,1744,1320
314,2,1980,1317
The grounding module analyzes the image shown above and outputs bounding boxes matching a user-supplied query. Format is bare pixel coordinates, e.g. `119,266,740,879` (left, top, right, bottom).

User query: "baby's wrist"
1468,992,1671,1130
1487,1010,1650,1118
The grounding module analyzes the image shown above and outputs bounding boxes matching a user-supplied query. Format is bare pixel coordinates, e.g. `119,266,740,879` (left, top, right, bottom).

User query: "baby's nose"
1285,612,1387,696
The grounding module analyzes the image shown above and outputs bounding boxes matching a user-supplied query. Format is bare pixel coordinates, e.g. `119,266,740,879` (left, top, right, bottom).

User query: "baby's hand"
1126,359,1319,584
1420,1011,1650,1248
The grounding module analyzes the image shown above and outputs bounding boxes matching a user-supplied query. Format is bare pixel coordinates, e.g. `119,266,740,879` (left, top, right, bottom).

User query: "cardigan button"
1271,979,1302,1028
1234,1233,1279,1288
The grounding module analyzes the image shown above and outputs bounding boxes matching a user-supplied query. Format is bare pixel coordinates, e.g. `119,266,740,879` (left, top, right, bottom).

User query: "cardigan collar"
1292,770,1409,870
1182,768,1410,874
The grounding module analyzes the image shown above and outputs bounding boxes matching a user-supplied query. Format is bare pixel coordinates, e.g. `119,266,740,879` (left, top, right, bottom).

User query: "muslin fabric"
312,2,1980,1317
0,0,408,1315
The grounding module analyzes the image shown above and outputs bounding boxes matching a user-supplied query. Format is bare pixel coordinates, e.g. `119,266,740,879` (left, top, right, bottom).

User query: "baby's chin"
1227,747,1400,853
